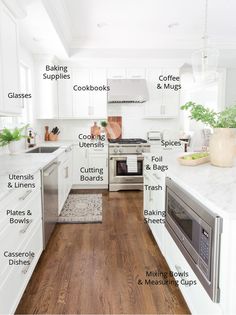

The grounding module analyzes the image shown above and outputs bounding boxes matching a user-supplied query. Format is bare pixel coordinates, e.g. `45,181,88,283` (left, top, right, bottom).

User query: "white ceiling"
17,0,236,58
64,0,236,49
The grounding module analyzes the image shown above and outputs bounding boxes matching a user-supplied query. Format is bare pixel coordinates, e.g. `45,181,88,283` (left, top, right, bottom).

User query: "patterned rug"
58,194,102,223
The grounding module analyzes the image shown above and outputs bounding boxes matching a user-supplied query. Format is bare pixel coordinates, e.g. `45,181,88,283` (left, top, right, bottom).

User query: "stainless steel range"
109,138,150,191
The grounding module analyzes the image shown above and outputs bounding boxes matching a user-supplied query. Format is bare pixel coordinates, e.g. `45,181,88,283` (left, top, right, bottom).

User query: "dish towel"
126,155,138,173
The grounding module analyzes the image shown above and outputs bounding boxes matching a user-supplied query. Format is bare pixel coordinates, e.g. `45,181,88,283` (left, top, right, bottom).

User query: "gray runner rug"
58,194,102,223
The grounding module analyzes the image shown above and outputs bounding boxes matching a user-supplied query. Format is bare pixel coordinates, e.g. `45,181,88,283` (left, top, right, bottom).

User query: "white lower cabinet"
0,171,43,315
58,147,73,214
164,230,222,315
143,168,165,253
0,222,43,315
143,161,224,315
73,144,108,188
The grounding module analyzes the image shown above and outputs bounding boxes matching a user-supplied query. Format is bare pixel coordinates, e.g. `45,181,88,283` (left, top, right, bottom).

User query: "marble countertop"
0,141,75,201
145,150,236,219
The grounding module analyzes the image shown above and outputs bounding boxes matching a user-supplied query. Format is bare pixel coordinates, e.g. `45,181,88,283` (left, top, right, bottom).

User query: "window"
0,62,32,130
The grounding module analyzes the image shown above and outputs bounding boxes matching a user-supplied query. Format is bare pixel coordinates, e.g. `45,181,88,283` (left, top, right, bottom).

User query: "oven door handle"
109,155,144,160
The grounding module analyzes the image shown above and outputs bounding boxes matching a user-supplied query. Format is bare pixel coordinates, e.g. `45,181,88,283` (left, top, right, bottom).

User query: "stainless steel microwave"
165,177,222,302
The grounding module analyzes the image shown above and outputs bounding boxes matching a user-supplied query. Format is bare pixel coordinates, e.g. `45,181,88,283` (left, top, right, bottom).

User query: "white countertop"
145,150,236,219
0,141,75,201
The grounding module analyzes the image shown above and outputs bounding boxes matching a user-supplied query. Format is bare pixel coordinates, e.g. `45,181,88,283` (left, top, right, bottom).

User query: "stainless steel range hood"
107,79,149,103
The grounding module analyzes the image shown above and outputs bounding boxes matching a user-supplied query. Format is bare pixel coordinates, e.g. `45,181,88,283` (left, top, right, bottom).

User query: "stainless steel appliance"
107,79,149,103
42,160,59,248
109,138,150,191
165,177,222,302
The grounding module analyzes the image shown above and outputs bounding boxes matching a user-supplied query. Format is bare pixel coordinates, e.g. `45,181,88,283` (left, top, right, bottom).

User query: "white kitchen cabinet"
35,56,58,119
126,68,146,79
88,149,108,187
58,147,73,214
71,68,107,119
73,144,108,188
145,68,163,118
0,1,21,115
72,68,91,118
90,68,107,118
0,171,43,315
107,68,126,79
162,68,180,118
145,68,180,118
143,159,165,253
58,66,73,118
73,144,89,186
164,229,222,315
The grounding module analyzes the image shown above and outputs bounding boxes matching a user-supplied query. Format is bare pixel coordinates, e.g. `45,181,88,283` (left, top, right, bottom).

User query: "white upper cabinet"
72,68,90,118
0,2,21,115
162,68,180,117
107,68,126,79
58,65,73,118
62,67,107,119
145,68,180,118
145,68,163,117
34,56,58,119
126,68,146,79
90,68,107,118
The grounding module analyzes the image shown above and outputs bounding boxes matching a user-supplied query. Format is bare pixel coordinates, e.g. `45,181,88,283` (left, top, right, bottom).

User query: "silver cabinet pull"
64,166,69,178
21,254,34,274
20,219,33,234
19,190,32,201
175,264,188,283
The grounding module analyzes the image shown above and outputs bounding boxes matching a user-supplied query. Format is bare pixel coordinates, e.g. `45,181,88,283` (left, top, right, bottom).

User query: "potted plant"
181,102,236,167
0,125,27,154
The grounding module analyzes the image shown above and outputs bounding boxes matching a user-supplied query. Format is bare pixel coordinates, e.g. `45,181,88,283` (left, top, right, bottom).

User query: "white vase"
8,141,19,154
209,128,236,167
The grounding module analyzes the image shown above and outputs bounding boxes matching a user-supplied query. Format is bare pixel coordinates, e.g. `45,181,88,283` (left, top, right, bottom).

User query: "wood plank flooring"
16,190,190,314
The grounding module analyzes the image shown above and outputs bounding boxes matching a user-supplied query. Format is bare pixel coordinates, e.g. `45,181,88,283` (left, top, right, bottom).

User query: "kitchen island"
144,150,236,315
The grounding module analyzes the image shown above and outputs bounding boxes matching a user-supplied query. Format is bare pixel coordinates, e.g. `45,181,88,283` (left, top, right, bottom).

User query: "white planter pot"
8,141,19,154
209,128,236,167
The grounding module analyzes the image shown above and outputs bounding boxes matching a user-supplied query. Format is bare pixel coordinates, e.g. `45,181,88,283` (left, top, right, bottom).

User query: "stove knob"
114,148,118,153
136,147,141,153
119,148,123,153
142,148,145,153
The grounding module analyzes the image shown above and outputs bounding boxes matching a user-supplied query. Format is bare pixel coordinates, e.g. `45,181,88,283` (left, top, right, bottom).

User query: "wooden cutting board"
106,116,122,140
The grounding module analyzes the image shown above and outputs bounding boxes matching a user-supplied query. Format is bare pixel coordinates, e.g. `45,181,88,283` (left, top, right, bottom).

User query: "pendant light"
191,0,219,83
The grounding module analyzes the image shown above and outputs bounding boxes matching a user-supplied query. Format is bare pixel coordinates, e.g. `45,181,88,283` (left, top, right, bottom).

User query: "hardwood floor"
16,190,190,314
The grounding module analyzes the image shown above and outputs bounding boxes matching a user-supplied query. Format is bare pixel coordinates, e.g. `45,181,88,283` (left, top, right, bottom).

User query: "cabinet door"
149,174,165,252
126,68,146,79
72,68,91,117
35,61,58,119
0,3,21,115
90,68,107,118
162,68,180,117
73,145,89,185
107,68,126,79
88,151,108,186
145,68,163,118
58,67,73,118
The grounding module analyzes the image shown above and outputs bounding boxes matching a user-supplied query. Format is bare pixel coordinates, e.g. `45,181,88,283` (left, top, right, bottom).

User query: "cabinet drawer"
0,171,41,211
0,221,43,315
164,229,222,314
0,189,42,278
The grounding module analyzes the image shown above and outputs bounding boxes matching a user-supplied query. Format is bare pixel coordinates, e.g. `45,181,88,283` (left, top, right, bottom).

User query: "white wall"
225,69,236,107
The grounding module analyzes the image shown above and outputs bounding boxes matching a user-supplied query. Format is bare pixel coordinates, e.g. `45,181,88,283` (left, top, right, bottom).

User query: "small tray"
178,154,210,166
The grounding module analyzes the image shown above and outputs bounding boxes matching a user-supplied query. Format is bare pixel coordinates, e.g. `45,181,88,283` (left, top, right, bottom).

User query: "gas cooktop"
108,138,147,144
